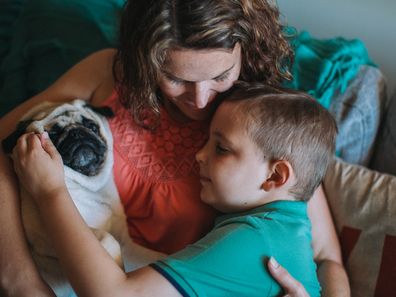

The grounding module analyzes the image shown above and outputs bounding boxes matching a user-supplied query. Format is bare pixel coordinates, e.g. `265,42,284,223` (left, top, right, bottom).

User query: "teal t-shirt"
151,200,321,297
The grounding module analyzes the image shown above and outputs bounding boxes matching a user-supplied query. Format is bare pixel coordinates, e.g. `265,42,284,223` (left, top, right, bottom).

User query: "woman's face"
158,43,242,121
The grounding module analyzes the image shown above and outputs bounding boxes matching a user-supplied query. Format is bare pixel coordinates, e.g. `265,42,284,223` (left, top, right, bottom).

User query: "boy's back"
152,200,321,297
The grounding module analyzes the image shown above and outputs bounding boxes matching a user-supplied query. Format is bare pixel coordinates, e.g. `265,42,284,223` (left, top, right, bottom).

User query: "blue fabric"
284,31,375,109
330,65,385,166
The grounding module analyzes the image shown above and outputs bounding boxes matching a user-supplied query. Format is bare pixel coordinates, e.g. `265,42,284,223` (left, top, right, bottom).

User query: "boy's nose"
195,142,208,164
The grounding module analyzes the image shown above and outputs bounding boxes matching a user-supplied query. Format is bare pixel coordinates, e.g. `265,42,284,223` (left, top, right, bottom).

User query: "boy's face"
196,102,270,213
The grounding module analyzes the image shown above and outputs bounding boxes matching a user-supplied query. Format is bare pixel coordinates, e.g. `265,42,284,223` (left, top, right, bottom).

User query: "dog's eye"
48,124,63,137
82,117,99,134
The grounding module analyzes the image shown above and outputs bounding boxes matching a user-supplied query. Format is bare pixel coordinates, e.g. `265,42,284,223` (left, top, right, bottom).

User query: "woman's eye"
170,79,184,85
215,144,229,154
165,75,184,85
214,72,230,83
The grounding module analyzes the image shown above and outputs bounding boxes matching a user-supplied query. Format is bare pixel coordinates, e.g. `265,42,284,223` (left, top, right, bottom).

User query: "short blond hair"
225,82,337,200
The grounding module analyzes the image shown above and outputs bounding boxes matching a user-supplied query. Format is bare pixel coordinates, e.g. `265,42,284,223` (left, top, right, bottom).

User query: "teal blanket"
284,31,374,109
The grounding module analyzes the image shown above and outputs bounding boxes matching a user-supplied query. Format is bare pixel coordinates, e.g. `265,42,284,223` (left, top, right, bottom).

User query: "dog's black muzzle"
50,126,107,176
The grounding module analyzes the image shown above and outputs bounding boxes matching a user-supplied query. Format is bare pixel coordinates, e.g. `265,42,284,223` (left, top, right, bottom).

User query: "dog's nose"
73,147,97,167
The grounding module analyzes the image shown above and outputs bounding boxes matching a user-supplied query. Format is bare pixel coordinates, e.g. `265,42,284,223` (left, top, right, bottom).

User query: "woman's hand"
268,257,309,297
12,132,67,202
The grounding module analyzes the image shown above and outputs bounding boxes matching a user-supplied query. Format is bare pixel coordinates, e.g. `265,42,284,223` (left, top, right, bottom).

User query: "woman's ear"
261,160,292,191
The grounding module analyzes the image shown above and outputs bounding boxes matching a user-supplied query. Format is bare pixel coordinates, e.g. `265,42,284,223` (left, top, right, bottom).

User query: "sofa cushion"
323,158,396,296
370,90,396,175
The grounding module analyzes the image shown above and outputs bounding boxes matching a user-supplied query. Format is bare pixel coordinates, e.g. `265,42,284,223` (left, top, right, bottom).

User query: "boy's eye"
215,143,229,155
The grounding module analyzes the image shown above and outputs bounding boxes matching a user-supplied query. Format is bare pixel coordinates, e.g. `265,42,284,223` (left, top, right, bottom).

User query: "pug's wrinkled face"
46,110,107,176
2,101,113,177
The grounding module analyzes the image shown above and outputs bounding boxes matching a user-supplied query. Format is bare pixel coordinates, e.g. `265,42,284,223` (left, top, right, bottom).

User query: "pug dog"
2,99,165,297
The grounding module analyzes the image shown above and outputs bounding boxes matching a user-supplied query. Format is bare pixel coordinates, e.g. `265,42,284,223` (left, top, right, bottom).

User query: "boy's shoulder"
215,200,310,230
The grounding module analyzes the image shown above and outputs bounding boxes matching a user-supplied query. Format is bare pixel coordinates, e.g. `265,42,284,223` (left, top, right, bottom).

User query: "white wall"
277,0,396,94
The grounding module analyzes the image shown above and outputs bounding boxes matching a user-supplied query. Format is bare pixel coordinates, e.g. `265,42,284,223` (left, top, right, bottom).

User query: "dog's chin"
51,128,107,176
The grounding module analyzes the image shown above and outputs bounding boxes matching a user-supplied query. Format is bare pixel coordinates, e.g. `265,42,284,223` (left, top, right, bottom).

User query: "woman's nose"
192,81,211,109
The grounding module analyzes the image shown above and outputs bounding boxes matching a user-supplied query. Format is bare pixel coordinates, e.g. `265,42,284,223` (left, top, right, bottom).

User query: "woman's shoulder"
87,49,118,105
83,48,117,74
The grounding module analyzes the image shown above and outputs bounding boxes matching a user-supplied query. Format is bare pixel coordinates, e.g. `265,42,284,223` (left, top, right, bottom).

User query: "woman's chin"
185,110,211,121
175,105,212,122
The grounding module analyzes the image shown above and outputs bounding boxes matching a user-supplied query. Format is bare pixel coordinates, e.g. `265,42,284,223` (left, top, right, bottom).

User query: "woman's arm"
12,133,180,297
308,185,350,297
0,153,55,297
0,49,116,297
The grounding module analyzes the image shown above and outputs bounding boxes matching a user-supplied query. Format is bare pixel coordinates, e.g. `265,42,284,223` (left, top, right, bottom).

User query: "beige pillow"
323,158,396,297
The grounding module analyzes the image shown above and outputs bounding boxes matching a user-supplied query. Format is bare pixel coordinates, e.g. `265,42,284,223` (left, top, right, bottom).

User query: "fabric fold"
284,31,375,109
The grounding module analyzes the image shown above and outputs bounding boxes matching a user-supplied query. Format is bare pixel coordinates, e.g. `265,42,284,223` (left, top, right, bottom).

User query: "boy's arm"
12,133,180,297
38,188,179,297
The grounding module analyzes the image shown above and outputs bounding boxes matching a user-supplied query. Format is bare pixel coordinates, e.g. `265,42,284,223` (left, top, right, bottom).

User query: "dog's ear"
1,120,33,154
85,104,114,118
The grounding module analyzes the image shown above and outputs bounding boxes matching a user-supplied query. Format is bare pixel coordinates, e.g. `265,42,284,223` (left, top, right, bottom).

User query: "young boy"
12,83,337,297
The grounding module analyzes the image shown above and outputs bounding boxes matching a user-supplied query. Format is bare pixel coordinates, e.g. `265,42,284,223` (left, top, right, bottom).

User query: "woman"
0,0,349,296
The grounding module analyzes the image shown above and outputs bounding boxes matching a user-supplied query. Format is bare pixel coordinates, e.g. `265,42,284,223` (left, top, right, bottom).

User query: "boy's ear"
261,160,291,191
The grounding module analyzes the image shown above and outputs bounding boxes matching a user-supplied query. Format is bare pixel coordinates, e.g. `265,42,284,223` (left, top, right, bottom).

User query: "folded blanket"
284,31,375,109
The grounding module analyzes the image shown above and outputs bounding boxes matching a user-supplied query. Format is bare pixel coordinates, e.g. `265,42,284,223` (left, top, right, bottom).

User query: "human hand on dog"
12,132,67,204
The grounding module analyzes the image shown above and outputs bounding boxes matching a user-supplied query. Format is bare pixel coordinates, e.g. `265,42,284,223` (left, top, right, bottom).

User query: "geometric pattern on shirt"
109,101,208,182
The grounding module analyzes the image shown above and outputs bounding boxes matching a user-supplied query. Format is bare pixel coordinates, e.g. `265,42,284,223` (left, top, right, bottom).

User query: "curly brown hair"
113,0,294,127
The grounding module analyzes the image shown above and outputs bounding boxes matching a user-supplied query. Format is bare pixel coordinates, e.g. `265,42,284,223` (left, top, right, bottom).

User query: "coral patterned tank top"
103,91,218,254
